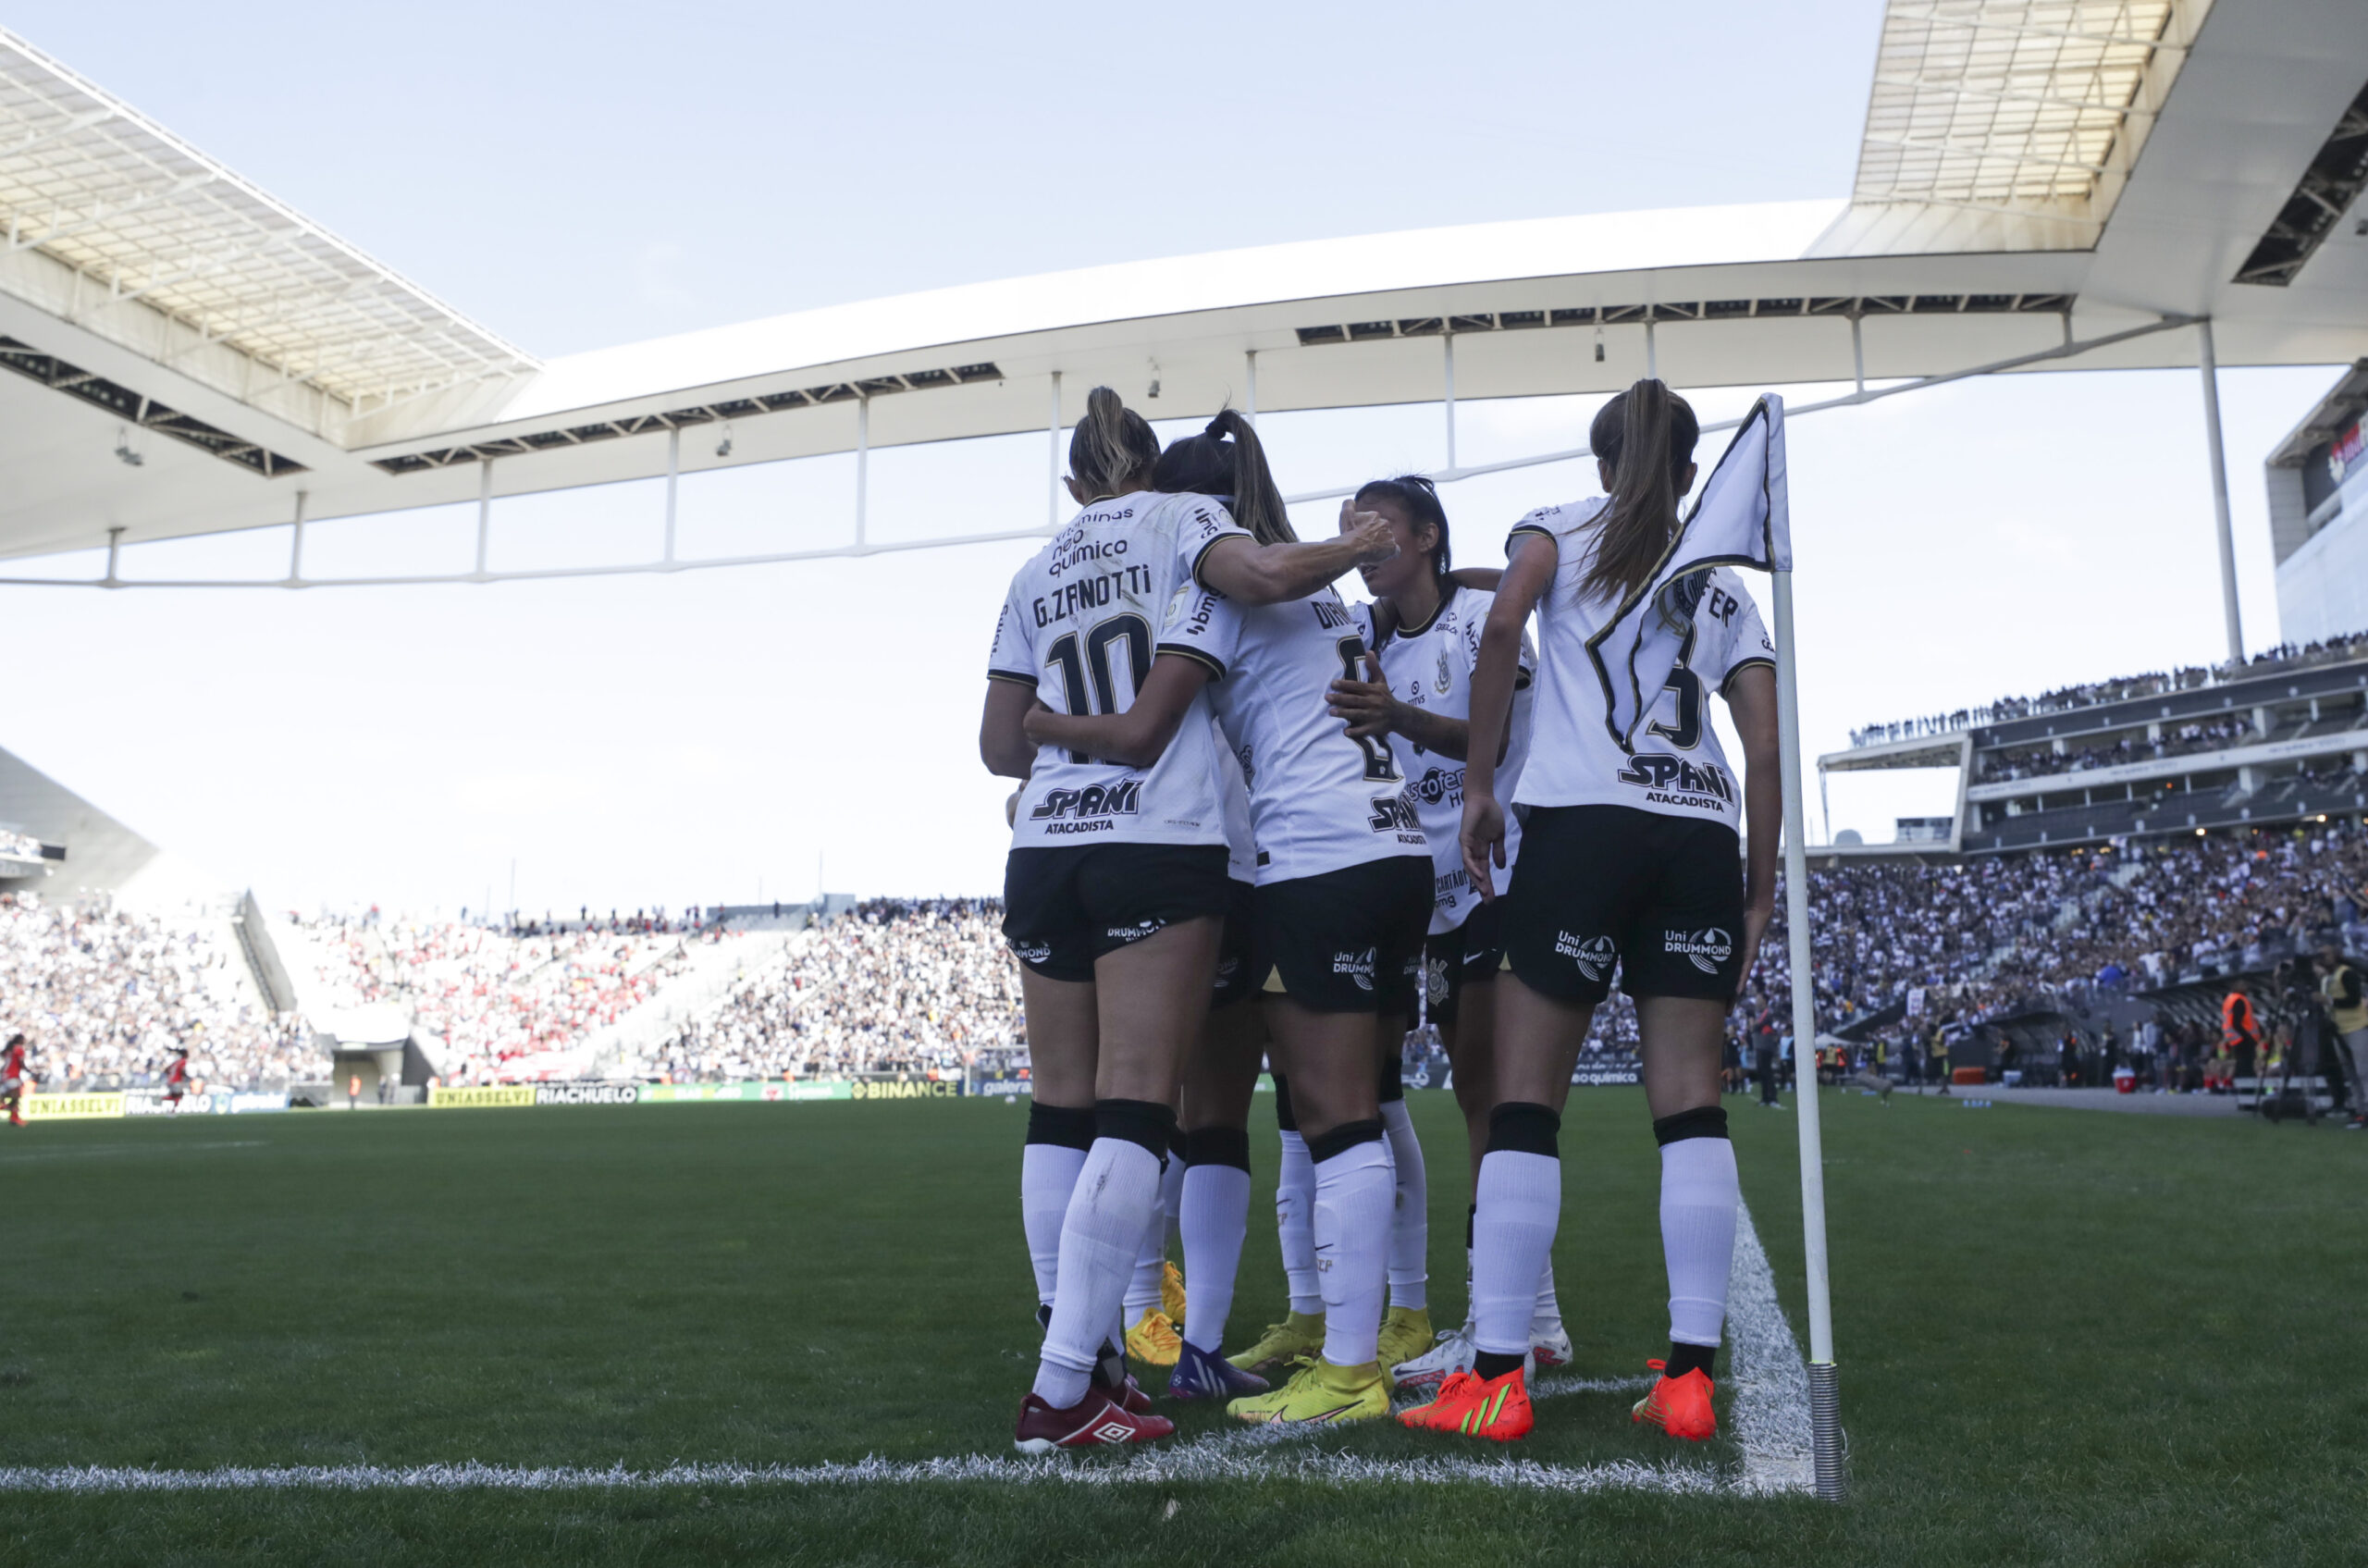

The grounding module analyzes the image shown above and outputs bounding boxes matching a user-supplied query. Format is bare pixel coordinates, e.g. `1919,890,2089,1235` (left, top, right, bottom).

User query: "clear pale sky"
0,3,2337,916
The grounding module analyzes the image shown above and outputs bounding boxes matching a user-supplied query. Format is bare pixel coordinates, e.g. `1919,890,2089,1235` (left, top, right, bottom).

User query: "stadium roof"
1,0,2365,573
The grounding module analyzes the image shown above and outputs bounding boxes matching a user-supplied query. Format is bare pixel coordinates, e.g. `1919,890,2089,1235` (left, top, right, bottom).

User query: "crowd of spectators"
636,898,1018,1081
0,892,311,1091
1982,717,2268,782
292,912,706,1082
1738,816,2368,1055
14,814,2365,1102
1849,629,2368,748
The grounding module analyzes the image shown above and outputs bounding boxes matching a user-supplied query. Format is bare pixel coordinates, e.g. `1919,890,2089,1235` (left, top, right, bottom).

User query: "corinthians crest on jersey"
1354,586,1536,933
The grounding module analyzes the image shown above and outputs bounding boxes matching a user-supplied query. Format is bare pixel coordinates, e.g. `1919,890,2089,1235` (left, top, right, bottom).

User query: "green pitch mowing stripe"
2,1091,2365,1566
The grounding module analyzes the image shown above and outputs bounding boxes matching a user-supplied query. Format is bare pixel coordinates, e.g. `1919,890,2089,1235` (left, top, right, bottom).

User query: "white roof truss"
1854,0,2213,234
0,27,536,429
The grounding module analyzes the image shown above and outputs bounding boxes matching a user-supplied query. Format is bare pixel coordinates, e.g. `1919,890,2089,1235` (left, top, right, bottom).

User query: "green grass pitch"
2,1088,2364,1565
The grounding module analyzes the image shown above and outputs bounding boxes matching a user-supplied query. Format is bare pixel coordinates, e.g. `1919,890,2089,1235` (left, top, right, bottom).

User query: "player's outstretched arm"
980,679,1039,780
1723,662,1781,1003
1022,654,1214,770
1460,530,1557,899
1196,503,1399,606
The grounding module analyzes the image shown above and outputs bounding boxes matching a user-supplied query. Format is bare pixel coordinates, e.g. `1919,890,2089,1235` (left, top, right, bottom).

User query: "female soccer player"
1400,378,1781,1445
981,388,1397,1451
1026,410,1434,1427
1319,475,1573,1389
1161,738,1279,1401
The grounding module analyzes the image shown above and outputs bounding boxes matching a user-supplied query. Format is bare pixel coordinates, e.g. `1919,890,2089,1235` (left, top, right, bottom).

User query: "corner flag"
1586,394,1791,752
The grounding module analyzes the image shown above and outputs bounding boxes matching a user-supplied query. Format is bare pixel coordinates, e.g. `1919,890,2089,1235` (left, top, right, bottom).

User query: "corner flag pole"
1770,568,1844,1501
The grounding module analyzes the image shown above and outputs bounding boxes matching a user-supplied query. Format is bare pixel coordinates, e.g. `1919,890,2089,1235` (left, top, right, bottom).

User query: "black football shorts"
1250,855,1432,1016
1500,804,1745,1006
1002,843,1231,982
1420,896,1505,1026
1211,878,1259,1009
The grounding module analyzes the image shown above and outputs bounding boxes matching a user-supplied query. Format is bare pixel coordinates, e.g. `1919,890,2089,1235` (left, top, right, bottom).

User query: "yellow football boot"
1226,1356,1391,1425
1161,1260,1188,1325
1124,1308,1182,1367
1375,1304,1435,1379
1227,1311,1325,1377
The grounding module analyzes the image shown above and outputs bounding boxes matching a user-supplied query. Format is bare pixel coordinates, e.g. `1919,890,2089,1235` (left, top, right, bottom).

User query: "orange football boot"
1630,1359,1717,1441
1397,1365,1533,1441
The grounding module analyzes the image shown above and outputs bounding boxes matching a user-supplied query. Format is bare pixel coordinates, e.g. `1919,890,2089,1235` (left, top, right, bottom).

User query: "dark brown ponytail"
1578,378,1699,605
1149,408,1298,545
1067,386,1159,502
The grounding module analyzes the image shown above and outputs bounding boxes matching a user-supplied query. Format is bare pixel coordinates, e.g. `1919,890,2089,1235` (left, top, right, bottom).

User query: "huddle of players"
981,378,1780,1451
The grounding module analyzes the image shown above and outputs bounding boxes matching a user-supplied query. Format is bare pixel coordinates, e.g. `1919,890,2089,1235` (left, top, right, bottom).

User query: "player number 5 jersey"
986,491,1250,850
1509,497,1774,834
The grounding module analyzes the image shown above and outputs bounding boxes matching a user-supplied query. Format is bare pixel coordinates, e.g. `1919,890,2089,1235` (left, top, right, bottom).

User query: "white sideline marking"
0,1205,1813,1497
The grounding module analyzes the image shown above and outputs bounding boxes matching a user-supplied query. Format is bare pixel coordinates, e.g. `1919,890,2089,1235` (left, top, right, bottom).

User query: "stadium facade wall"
2276,500,2368,647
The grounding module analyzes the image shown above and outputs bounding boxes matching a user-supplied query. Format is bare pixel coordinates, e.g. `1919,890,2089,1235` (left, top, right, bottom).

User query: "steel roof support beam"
0,313,2204,591
2196,318,2242,662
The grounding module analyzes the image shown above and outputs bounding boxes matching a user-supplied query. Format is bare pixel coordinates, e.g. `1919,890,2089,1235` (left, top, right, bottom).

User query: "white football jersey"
1162,582,1430,884
1506,497,1775,833
1353,586,1536,933
1215,713,1255,883
987,491,1252,849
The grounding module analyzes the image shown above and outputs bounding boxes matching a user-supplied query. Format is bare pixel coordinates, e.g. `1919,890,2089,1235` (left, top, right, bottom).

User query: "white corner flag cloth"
1586,394,1792,751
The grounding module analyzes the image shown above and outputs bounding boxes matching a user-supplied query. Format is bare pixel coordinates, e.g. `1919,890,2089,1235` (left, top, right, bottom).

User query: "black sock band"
1273,1073,1298,1133
1095,1098,1177,1161
1666,1341,1717,1380
1486,1101,1560,1158
1465,1204,1476,1250
1168,1124,1191,1163
1025,1102,1095,1151
1377,1053,1405,1104
1307,1118,1386,1164
1473,1350,1524,1380
1652,1105,1731,1146
1184,1125,1252,1172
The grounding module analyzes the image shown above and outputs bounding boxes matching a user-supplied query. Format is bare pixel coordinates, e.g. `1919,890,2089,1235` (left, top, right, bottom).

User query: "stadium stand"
632,898,1019,1081
0,891,309,1090
1828,635,2368,855
288,914,704,1084
1847,630,2368,747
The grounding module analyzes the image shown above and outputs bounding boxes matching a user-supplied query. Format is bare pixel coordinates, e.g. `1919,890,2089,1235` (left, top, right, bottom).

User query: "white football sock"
1032,1138,1161,1409
1472,1150,1560,1359
1660,1135,1739,1349
1380,1098,1427,1311
1019,1143,1086,1309
1160,1148,1187,1256
1533,1254,1564,1335
1179,1162,1251,1353
1312,1138,1394,1367
1276,1130,1321,1316
1123,1185,1166,1320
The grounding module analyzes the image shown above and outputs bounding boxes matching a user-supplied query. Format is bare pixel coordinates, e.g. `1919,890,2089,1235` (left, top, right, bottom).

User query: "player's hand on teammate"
1337,500,1400,568
1461,791,1506,902
1326,650,1399,740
